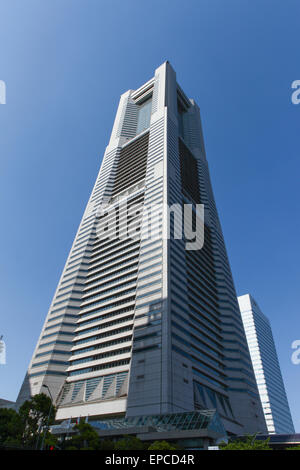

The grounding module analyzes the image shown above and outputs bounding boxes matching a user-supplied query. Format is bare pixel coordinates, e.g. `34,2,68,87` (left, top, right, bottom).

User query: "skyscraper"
238,294,295,434
17,62,266,436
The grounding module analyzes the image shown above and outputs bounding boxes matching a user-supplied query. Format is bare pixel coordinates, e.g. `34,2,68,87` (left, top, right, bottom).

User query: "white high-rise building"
238,294,294,434
17,62,267,436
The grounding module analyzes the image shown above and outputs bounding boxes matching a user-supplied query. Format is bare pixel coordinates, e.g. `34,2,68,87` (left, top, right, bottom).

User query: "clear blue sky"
1,0,299,430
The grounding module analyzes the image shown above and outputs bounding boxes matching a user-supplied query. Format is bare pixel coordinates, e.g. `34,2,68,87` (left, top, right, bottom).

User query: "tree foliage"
65,422,100,450
220,435,271,450
0,393,56,449
99,439,116,450
19,393,56,447
148,440,178,450
114,435,146,450
0,408,23,447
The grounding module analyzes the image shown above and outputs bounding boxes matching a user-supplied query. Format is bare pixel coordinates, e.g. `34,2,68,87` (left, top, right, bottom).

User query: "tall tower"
238,294,295,434
17,62,266,435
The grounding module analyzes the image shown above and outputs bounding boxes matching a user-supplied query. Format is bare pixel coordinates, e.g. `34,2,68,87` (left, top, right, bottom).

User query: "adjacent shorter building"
238,294,295,434
0,398,16,410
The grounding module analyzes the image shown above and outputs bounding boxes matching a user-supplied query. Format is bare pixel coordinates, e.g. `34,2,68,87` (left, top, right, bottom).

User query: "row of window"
72,335,132,356
79,296,136,320
78,306,135,329
82,273,137,299
73,325,132,347
70,346,131,366
68,358,130,377
76,314,134,338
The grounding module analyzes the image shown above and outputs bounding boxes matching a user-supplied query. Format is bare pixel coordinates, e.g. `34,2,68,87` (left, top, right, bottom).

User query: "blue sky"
1,0,299,430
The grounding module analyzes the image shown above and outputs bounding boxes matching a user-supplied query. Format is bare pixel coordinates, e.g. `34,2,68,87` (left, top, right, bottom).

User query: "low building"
0,398,16,410
51,409,227,450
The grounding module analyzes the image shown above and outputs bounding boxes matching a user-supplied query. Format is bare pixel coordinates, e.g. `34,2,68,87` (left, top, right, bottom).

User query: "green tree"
220,435,271,450
65,422,100,450
114,435,145,450
40,430,59,450
148,440,178,450
18,393,56,448
99,439,116,450
0,408,23,448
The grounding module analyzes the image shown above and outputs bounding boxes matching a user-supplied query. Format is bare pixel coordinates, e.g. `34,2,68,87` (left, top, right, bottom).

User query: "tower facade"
17,62,266,435
238,294,295,434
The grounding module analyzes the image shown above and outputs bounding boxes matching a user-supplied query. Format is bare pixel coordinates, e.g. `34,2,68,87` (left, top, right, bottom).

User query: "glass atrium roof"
92,409,226,435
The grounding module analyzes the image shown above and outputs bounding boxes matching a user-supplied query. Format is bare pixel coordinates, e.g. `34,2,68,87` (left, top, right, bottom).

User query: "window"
178,101,185,139
136,98,152,134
